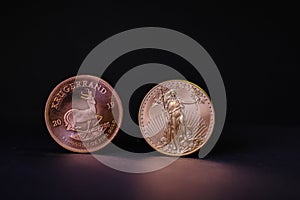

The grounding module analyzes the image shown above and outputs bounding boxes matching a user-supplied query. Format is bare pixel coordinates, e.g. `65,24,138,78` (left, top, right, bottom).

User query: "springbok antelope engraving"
64,89,102,133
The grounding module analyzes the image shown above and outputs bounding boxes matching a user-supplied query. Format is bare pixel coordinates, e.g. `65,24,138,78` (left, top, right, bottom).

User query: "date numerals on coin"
52,119,62,127
106,102,114,110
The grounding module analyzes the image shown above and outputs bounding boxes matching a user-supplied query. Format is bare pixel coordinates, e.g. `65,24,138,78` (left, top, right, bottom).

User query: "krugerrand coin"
139,80,215,156
45,75,123,153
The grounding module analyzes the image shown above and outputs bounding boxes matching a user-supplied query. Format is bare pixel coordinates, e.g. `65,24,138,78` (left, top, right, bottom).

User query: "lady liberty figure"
155,88,199,150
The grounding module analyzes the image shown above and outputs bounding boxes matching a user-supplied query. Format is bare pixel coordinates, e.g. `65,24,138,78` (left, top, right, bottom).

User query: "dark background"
1,2,299,200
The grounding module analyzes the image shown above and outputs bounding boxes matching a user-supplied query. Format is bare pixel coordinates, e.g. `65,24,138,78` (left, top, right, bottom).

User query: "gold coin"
138,80,215,156
45,75,123,153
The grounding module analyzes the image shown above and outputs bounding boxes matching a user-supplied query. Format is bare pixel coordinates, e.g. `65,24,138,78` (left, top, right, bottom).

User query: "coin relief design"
139,80,215,156
45,75,123,153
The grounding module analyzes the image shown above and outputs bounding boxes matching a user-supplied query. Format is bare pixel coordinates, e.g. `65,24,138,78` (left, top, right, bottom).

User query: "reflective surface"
2,126,299,199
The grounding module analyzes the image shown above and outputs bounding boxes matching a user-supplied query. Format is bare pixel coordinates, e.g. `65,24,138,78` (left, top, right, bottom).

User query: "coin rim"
44,75,123,153
138,79,215,156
